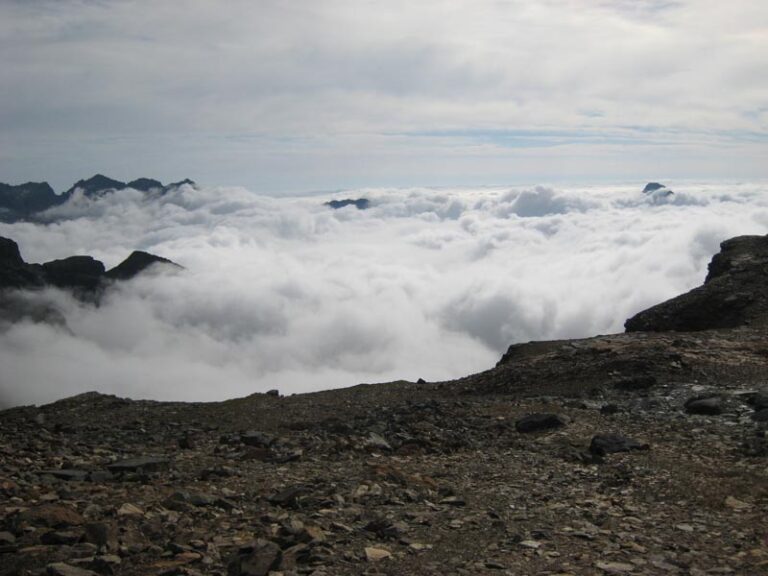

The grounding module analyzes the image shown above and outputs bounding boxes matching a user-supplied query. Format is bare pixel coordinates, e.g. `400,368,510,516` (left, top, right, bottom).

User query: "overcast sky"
1,0,767,193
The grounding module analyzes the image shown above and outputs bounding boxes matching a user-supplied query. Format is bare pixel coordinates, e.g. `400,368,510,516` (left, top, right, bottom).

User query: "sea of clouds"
1,181,768,407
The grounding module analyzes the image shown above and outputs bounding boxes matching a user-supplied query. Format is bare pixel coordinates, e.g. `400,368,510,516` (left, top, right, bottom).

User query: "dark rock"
40,530,82,545
64,175,127,198
600,404,620,415
515,413,567,433
643,182,666,193
626,235,768,332
178,433,196,449
18,504,85,528
38,469,89,482
684,396,723,415
0,236,25,267
105,251,182,281
325,198,370,210
165,178,195,190
268,485,309,509
613,375,656,391
0,181,61,221
746,392,768,411
41,256,105,291
126,178,163,192
47,563,100,576
83,522,118,551
227,539,282,576
106,455,169,473
240,431,276,447
589,434,649,455
752,409,768,422
0,236,45,290
265,389,280,397
88,470,113,483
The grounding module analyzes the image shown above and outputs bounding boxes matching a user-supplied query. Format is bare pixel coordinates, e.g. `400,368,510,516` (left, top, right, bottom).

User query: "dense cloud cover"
1,182,767,406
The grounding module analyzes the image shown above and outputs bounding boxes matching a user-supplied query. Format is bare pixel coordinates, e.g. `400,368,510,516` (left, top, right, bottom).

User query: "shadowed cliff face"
625,235,768,332
0,236,181,296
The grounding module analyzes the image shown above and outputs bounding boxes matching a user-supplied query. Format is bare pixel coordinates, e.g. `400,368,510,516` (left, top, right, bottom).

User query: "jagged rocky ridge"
0,236,767,576
0,237,181,327
0,175,195,223
0,236,181,294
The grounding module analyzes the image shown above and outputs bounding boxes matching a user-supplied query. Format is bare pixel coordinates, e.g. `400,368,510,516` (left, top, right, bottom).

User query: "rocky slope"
1,236,767,576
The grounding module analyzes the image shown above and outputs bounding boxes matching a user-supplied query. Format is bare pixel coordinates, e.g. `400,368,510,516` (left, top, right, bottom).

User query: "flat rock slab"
685,396,723,415
47,563,100,576
590,434,650,456
18,505,85,528
515,413,567,433
38,469,88,481
106,455,169,473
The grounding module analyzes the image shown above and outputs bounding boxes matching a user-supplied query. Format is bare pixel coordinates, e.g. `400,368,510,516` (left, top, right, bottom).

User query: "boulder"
684,396,723,415
589,434,649,455
515,413,567,433
626,235,768,332
227,539,282,576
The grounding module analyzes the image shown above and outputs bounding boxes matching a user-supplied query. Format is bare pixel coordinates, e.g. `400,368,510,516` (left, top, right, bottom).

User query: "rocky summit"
1,236,768,575
0,176,195,223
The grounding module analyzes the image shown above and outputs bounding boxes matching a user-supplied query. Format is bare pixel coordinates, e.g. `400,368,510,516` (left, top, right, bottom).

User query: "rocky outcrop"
105,251,182,281
642,181,673,201
642,182,666,193
63,174,128,198
0,182,63,222
625,234,768,332
0,236,181,295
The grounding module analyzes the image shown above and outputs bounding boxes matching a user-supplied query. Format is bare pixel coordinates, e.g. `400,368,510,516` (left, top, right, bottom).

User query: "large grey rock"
626,235,768,332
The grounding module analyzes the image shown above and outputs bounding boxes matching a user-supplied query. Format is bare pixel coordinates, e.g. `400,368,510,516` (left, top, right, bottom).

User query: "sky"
1,0,767,192
1,180,768,406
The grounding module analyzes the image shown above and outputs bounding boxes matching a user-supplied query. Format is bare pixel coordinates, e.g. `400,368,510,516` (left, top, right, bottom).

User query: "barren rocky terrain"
1,235,768,576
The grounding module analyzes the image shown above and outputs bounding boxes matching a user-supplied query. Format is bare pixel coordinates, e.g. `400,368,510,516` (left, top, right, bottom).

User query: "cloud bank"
1,181,767,406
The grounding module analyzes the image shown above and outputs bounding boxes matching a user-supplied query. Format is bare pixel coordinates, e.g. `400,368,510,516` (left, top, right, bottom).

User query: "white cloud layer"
1,181,767,407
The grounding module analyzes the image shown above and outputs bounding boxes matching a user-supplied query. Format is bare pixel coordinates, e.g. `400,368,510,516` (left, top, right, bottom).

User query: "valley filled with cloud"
1,181,767,406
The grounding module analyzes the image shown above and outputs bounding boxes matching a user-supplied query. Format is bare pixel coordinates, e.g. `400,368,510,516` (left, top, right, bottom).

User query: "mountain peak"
65,174,127,197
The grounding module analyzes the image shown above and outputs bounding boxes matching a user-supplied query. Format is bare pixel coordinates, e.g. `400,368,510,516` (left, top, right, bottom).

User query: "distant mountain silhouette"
643,182,666,193
0,182,63,221
0,236,182,297
105,251,182,281
64,174,128,198
126,178,164,192
0,175,195,222
325,198,371,210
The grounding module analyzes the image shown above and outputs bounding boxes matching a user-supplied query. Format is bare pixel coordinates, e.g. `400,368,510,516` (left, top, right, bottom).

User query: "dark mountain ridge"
0,236,182,296
0,175,195,222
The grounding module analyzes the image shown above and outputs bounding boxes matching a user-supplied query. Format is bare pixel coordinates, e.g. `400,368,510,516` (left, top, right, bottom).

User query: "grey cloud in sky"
1,0,767,191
